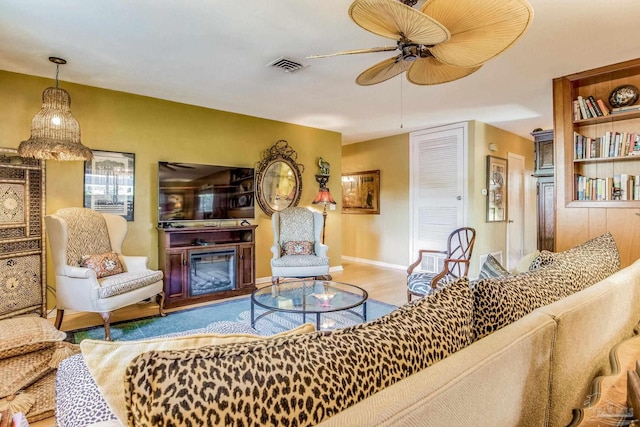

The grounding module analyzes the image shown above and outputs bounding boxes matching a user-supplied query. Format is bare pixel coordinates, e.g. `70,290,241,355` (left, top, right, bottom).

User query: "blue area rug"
68,295,397,343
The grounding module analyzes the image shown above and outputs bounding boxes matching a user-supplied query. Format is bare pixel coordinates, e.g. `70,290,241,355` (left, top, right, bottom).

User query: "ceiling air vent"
266,56,308,73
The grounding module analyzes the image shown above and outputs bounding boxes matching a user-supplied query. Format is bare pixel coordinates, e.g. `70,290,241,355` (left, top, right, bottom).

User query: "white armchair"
270,207,330,284
45,207,165,340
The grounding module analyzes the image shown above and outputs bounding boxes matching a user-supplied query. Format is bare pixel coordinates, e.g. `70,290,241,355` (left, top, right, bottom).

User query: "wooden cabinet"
0,149,46,319
532,129,555,252
553,58,640,267
537,176,555,252
533,129,555,177
158,225,257,308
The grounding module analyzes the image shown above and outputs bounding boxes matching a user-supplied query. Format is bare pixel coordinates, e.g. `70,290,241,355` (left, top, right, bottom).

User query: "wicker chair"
270,207,330,284
45,207,165,340
407,227,476,301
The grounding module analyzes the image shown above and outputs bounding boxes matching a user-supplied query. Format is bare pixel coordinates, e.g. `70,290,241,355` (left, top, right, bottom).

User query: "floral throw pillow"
81,252,124,278
283,241,314,256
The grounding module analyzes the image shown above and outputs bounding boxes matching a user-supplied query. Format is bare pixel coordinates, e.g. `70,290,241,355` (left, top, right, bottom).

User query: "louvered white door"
409,123,468,272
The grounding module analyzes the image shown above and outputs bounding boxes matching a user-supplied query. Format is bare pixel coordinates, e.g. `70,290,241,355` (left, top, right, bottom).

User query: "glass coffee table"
251,280,368,330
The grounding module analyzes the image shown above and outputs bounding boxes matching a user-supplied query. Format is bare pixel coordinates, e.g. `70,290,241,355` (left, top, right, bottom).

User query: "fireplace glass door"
189,249,236,296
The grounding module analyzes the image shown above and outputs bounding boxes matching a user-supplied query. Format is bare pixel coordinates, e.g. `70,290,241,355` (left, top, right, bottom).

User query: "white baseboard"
341,256,406,271
256,265,345,285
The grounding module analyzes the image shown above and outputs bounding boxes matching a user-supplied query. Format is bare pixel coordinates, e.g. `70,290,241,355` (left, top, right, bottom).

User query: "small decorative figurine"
318,157,330,176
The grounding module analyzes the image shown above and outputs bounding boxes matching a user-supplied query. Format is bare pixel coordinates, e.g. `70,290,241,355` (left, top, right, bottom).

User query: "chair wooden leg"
156,292,166,317
407,291,412,303
54,309,64,330
100,311,113,341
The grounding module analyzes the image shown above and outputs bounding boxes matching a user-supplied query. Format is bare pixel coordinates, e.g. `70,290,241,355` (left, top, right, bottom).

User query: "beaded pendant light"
18,57,92,161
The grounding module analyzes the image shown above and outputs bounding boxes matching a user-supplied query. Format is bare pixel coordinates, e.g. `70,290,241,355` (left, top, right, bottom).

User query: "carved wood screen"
0,148,46,319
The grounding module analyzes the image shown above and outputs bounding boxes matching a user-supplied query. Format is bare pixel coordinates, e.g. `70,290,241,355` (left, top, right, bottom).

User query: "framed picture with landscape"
84,150,135,221
486,155,507,222
341,170,380,214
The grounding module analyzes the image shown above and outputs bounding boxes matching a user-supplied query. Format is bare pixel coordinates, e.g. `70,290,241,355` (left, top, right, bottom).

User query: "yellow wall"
341,134,410,267
342,121,536,276
0,70,342,308
468,121,537,273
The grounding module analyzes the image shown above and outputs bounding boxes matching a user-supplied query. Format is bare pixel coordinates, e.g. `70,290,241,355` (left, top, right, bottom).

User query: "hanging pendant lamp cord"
55,63,60,89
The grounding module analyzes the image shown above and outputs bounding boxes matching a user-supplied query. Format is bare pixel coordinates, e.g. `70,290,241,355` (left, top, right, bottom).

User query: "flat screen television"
158,162,255,225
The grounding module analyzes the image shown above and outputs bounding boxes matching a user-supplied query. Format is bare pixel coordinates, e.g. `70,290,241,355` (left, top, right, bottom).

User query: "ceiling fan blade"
356,55,411,86
159,162,177,171
422,0,533,68
349,0,449,45
307,46,397,59
406,56,481,85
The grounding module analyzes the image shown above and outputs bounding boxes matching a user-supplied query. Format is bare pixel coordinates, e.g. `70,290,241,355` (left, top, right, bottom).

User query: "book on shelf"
573,100,581,121
574,95,611,119
611,104,640,114
576,95,591,119
584,97,599,118
588,96,603,116
596,98,610,116
575,173,639,201
573,131,640,159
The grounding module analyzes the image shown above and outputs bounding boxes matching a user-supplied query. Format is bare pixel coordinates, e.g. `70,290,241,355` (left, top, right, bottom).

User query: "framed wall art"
486,155,507,222
84,150,135,221
341,170,380,214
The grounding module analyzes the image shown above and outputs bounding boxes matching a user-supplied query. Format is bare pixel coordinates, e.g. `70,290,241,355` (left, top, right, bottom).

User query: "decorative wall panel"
0,148,45,319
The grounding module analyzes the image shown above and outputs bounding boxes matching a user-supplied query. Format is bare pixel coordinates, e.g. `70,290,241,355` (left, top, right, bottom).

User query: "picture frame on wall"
486,155,507,222
341,169,380,214
84,150,135,221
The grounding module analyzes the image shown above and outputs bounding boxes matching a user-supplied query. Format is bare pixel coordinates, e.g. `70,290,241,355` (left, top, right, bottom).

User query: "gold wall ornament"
255,140,304,216
18,57,92,161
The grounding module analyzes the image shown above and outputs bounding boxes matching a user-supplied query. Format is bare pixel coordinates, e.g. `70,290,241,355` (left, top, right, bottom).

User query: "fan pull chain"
400,77,404,129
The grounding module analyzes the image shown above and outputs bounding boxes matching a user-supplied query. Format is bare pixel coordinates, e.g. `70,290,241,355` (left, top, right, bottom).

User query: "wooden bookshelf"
553,58,640,267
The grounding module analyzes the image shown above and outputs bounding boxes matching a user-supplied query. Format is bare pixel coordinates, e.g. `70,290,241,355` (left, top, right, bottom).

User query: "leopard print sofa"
472,232,620,340
125,278,474,427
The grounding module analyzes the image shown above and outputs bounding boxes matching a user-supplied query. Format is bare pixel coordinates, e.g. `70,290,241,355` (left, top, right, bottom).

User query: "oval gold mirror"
255,140,304,216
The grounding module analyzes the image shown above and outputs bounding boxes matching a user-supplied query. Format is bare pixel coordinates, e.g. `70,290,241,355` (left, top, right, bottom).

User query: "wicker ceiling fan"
159,162,196,171
308,0,533,86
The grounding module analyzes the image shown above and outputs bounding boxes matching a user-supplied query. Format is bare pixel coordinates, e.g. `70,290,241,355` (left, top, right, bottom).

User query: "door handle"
508,220,514,223
457,196,462,200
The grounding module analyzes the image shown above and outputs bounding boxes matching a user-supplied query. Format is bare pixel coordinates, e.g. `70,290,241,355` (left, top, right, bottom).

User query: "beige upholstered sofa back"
317,311,555,427
540,258,640,427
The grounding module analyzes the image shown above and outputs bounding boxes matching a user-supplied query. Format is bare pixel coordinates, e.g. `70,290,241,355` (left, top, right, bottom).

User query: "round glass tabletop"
251,280,368,314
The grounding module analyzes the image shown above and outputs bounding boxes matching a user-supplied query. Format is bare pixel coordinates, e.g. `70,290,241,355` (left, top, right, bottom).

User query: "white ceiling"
2,0,640,144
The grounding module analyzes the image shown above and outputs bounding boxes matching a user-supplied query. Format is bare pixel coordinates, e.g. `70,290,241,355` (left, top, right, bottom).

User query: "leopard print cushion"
125,278,474,427
549,232,620,293
473,232,620,340
472,265,571,340
528,250,556,271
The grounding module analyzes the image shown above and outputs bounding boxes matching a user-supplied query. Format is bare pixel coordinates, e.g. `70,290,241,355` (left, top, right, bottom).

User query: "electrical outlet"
330,204,336,211
481,188,488,196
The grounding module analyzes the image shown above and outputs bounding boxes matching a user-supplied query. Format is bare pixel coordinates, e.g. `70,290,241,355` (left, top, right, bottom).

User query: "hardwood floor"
31,261,407,427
